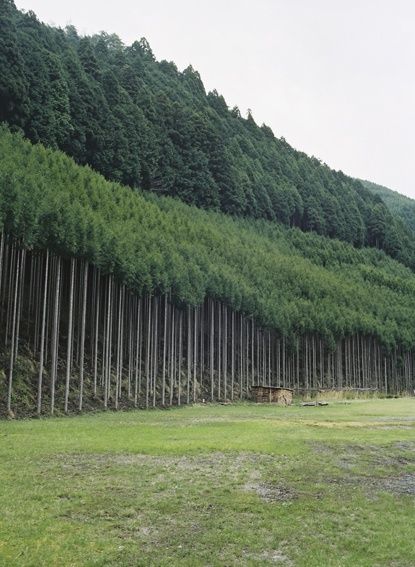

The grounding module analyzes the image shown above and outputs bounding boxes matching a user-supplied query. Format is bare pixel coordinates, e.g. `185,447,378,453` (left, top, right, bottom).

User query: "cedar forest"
1,0,415,415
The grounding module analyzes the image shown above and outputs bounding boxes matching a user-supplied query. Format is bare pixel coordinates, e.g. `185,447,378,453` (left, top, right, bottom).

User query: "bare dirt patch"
245,482,297,503
327,472,415,496
49,451,280,477
312,441,415,469
244,468,297,503
312,441,415,498
380,474,415,496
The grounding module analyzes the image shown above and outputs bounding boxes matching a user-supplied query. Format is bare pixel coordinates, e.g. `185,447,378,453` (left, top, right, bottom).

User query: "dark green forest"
2,0,415,269
362,179,415,234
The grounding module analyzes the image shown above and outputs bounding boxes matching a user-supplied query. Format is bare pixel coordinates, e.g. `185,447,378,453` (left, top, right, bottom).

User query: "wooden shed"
251,386,293,406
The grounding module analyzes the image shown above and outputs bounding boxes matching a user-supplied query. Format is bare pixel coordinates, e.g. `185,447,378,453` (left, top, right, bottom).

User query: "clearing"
0,399,414,566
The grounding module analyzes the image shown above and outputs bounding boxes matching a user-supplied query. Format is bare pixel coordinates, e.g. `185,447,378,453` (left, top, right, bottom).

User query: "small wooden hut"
251,386,293,406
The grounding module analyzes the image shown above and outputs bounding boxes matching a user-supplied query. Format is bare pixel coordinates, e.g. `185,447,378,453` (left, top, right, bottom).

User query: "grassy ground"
0,399,414,566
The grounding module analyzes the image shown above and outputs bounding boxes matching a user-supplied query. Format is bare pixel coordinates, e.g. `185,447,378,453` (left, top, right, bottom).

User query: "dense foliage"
1,126,415,350
362,179,415,234
1,0,415,268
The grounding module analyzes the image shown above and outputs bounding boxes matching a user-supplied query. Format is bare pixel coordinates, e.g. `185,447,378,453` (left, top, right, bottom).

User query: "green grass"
1,400,415,566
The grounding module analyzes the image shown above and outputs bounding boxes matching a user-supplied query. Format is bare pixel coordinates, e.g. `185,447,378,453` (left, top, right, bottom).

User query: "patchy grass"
0,399,415,566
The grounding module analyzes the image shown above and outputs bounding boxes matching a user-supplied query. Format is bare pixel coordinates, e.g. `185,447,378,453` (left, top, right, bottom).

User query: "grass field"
0,399,414,566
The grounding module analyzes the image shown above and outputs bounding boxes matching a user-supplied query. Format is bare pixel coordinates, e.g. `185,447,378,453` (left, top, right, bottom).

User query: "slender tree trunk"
239,313,243,399
187,305,191,404
78,262,88,411
210,300,214,401
14,249,25,361
152,296,159,407
218,303,221,399
7,249,21,414
169,308,175,406
231,310,235,401
145,296,151,408
178,310,182,406
193,306,197,402
104,276,112,408
115,284,123,409
162,295,168,406
0,230,4,311
50,257,61,415
251,318,254,388
64,258,75,413
134,298,142,407
5,244,16,346
37,251,49,415
93,270,101,397
127,294,133,400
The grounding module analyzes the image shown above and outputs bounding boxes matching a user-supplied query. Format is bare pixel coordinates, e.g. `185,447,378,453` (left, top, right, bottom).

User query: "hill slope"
2,127,415,417
2,0,415,268
1,126,415,349
362,179,415,234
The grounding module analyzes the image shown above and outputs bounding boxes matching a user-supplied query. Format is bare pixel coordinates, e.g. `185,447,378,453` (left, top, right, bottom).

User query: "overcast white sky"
15,0,415,198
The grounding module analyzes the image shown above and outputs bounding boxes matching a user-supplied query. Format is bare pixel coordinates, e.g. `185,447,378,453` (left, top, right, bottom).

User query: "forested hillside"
362,179,415,234
2,126,415,346
2,2,415,415
1,127,415,415
2,0,415,269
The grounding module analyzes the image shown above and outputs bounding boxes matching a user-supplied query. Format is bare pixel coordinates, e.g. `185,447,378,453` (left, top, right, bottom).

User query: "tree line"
2,0,415,269
1,240,413,416
2,126,415,350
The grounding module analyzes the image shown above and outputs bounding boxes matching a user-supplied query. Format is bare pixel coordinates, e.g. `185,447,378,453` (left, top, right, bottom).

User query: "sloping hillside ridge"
1,0,415,269
362,179,415,234
1,126,415,346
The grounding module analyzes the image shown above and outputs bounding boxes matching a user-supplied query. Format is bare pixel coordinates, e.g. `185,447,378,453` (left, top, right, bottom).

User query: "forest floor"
0,399,415,566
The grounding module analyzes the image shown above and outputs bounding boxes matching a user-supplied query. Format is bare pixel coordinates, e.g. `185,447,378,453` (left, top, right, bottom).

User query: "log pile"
251,386,293,405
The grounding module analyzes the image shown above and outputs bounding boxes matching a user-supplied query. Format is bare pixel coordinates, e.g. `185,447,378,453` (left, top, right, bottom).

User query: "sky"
15,0,415,199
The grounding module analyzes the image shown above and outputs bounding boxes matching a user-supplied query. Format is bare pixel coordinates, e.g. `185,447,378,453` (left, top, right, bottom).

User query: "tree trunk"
50,256,61,415
37,251,49,415
64,257,75,413
78,262,88,411
7,248,21,413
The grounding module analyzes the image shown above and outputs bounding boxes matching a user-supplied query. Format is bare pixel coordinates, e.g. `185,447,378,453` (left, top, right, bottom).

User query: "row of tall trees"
1,238,414,415
2,126,415,352
2,0,415,269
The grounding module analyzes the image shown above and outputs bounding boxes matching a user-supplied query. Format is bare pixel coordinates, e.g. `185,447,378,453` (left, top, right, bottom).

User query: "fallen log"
300,401,329,407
